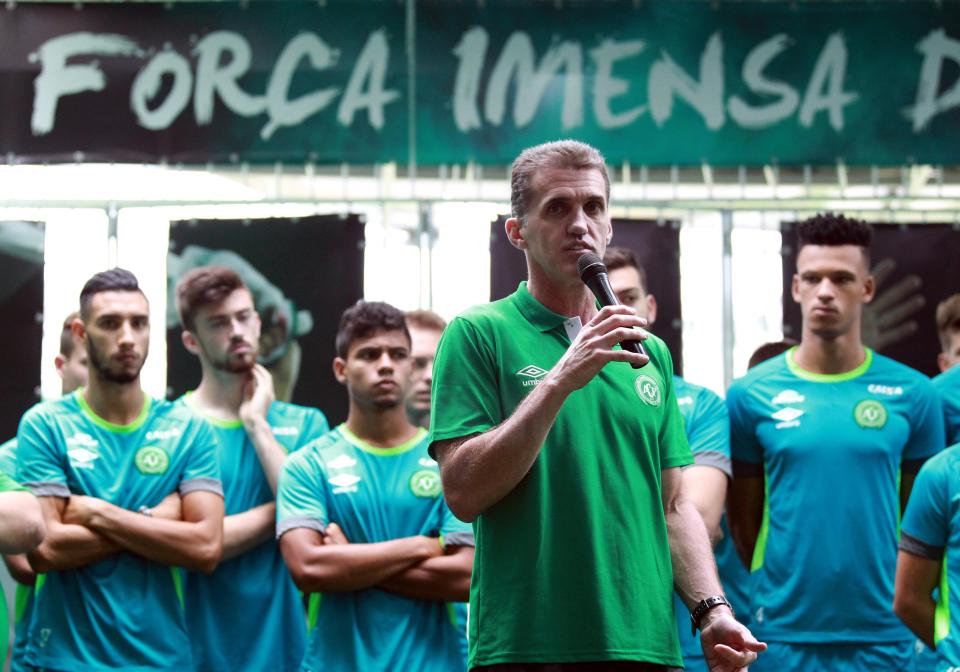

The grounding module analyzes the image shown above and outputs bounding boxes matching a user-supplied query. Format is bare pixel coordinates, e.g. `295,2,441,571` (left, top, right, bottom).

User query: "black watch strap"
690,595,732,635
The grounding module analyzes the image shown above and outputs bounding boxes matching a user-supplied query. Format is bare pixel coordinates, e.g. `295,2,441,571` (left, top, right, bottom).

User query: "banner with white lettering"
2,1,960,165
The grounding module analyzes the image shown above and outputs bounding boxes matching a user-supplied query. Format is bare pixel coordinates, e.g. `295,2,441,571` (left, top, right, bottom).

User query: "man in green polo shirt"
430,140,765,671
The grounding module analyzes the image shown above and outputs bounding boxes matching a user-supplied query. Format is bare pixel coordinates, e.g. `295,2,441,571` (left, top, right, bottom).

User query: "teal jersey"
900,445,960,670
178,396,328,672
728,348,945,644
16,390,223,672
672,377,734,661
932,365,960,446
276,425,472,672
0,438,36,672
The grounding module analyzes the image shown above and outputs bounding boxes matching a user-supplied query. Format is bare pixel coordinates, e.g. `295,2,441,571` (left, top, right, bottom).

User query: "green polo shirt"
430,282,692,668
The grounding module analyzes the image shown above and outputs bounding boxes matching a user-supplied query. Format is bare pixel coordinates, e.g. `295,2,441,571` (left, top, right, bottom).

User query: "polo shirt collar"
513,282,584,339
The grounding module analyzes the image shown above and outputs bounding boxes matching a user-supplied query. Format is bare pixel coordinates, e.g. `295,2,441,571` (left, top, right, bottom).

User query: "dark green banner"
2,1,959,166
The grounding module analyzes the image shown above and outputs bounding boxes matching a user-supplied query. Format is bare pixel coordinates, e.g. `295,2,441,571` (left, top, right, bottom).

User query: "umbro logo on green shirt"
517,365,548,387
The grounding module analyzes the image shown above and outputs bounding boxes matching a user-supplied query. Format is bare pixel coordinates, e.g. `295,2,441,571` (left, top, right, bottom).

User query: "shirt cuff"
899,532,945,560
442,531,476,548
689,451,733,478
25,482,70,498
179,477,224,497
276,516,327,540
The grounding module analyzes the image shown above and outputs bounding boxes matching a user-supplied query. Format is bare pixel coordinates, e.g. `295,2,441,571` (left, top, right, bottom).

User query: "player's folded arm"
28,494,119,573
0,489,45,554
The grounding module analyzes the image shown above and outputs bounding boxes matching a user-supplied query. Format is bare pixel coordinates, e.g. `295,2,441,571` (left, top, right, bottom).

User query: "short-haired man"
405,309,447,429
0,312,88,671
933,293,960,445
728,214,945,671
175,266,329,672
16,268,225,671
431,140,762,670
605,245,736,672
277,300,474,671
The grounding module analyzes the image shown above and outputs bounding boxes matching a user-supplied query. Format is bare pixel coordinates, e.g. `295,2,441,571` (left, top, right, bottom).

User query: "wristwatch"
690,595,732,635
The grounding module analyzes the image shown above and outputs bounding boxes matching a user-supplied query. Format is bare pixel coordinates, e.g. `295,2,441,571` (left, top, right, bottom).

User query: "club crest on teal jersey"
135,446,170,475
409,469,441,498
634,375,662,407
854,399,888,429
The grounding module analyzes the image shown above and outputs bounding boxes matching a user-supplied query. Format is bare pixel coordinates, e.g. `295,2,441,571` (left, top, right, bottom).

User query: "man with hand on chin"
175,266,328,672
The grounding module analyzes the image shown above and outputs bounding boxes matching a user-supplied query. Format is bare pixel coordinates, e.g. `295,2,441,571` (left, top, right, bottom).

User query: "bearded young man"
17,268,224,671
175,265,328,672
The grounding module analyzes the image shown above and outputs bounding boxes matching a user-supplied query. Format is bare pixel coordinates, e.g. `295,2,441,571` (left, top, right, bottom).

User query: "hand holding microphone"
577,253,649,369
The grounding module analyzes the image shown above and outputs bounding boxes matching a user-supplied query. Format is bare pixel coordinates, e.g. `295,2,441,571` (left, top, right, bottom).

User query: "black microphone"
577,252,648,368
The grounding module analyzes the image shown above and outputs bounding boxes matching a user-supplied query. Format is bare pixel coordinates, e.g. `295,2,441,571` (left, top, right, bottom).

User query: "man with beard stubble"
16,268,225,671
175,266,328,671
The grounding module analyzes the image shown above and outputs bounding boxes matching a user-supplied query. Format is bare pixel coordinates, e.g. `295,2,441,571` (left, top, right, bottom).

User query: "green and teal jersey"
178,395,328,672
671,377,735,663
276,425,472,672
900,445,960,671
0,452,27,667
0,438,37,672
728,347,945,644
15,390,223,672
430,282,692,668
932,365,960,446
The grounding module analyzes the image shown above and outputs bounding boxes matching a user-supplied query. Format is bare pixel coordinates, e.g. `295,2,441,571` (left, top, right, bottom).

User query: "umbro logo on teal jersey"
68,447,99,470
328,454,357,469
329,473,361,495
772,390,805,405
772,407,804,429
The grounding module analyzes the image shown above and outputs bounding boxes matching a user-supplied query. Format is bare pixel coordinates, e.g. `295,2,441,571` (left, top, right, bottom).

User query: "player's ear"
505,217,527,251
181,330,200,356
71,317,86,343
791,273,801,303
862,275,876,304
332,357,347,385
939,352,950,373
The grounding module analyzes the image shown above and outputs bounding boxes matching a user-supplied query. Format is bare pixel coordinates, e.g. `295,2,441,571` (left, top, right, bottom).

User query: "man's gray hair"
510,140,611,222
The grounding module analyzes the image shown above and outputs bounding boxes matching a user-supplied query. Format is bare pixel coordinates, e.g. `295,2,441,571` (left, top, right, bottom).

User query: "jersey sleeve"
899,453,951,560
0,439,17,476
16,408,70,498
276,452,328,538
687,387,732,477
903,378,946,464
727,381,764,468
429,317,502,452
652,344,693,470
180,418,224,497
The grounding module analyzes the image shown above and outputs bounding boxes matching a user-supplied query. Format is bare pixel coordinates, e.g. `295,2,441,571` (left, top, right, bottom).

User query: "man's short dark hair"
60,311,80,358
603,246,649,294
936,293,960,353
511,140,610,223
796,213,873,265
748,339,799,370
336,301,410,358
176,266,247,332
405,309,447,333
79,268,144,321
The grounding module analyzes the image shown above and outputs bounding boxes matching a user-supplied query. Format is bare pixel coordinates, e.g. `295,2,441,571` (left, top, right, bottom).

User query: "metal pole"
721,209,734,389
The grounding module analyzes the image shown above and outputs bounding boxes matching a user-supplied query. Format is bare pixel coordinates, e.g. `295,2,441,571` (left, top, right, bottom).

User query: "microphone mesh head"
576,252,605,281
